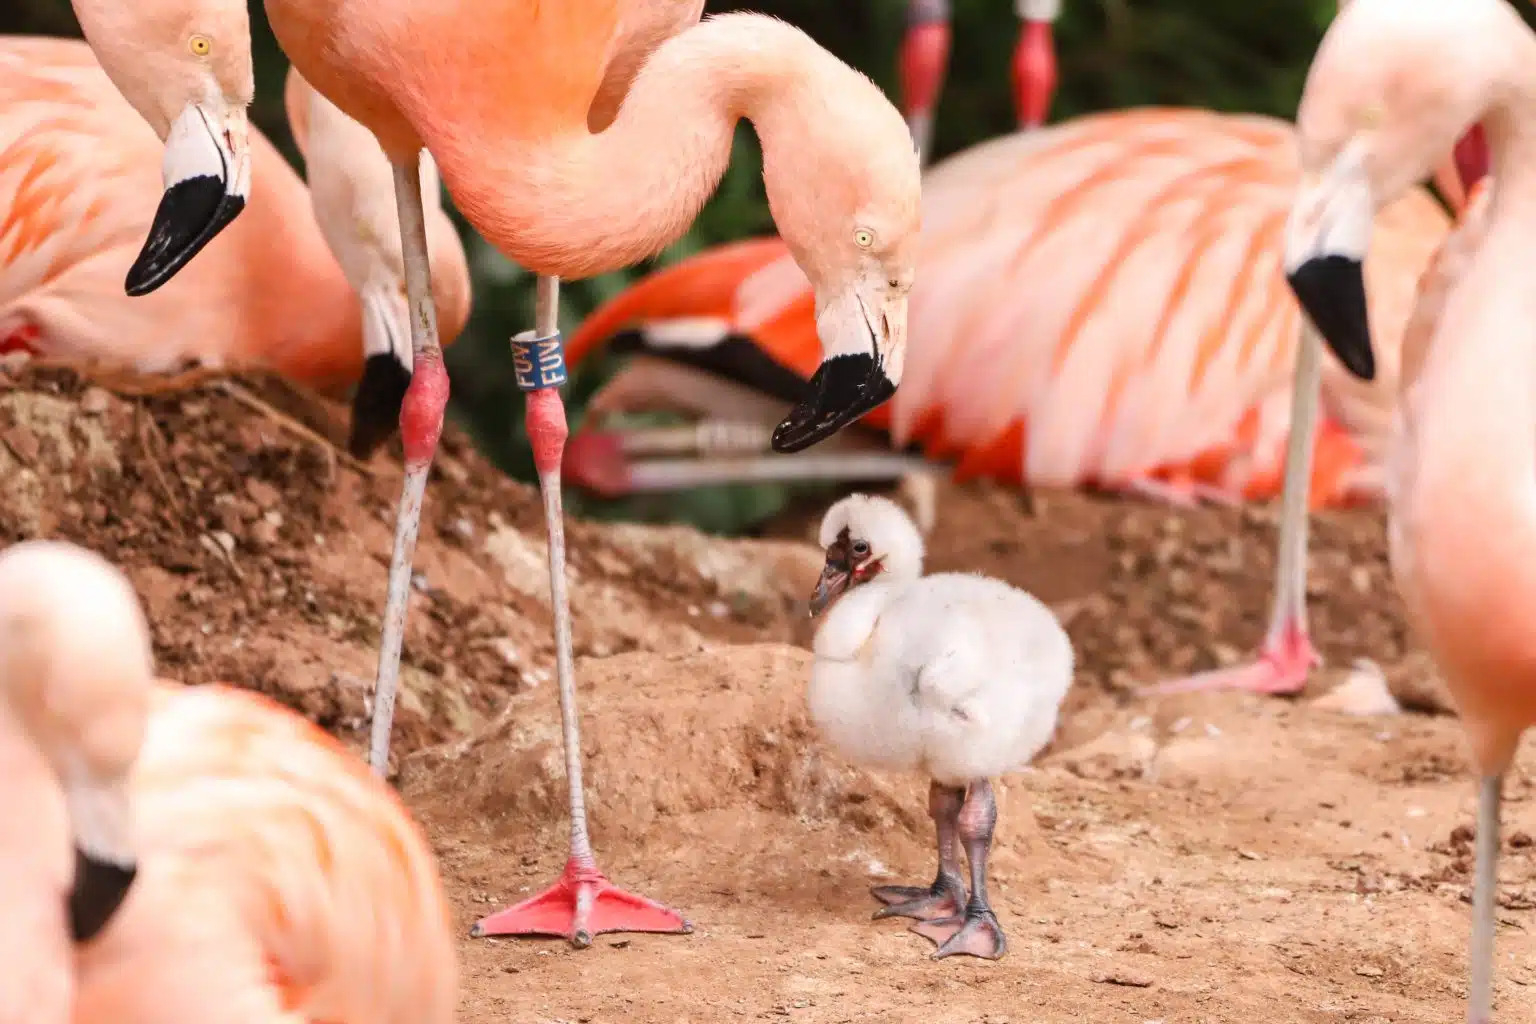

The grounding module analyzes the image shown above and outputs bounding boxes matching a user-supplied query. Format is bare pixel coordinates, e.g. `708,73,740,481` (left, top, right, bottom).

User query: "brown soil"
4,362,1534,1022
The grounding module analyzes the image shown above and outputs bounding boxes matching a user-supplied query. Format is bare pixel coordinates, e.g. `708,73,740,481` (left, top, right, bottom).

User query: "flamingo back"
565,107,1453,505
74,682,454,1024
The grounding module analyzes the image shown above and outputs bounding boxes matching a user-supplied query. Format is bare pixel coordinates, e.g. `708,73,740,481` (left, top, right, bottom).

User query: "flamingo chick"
806,494,1074,960
0,538,456,1022
1283,0,1536,1018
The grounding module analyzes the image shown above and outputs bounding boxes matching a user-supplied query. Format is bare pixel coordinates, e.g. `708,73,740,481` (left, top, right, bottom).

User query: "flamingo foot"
870,869,966,922
470,858,692,948
910,902,1008,961
1141,617,1319,697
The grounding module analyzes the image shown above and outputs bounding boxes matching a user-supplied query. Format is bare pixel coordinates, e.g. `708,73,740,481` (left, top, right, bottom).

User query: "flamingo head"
809,493,925,615
72,0,255,296
1284,0,1516,382
760,53,921,454
0,541,152,947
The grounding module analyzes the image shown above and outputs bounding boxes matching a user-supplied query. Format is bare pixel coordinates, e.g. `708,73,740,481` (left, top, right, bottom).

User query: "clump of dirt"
0,363,815,766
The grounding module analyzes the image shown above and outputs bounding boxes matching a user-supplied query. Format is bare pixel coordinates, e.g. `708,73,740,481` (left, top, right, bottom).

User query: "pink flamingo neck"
1012,0,1061,129
422,15,844,281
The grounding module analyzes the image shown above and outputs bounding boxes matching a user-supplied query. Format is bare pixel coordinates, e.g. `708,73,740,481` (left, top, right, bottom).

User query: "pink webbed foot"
871,868,967,922
911,902,1008,961
470,858,692,949
1142,618,1319,697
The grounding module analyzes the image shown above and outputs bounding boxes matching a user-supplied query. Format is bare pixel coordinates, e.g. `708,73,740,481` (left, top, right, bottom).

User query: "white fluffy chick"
806,493,1074,960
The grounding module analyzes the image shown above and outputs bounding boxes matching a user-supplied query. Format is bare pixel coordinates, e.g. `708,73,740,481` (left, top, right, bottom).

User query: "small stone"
79,388,111,414
1,425,40,465
1354,964,1384,978
246,478,282,510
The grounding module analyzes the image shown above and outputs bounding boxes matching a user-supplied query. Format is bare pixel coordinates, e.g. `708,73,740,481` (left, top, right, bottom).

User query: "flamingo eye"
189,34,211,56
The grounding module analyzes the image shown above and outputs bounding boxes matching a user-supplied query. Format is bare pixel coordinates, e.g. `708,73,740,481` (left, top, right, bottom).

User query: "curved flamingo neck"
420,14,831,280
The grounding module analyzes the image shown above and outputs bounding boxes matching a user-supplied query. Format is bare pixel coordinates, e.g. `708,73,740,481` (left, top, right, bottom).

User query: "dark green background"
10,0,1517,532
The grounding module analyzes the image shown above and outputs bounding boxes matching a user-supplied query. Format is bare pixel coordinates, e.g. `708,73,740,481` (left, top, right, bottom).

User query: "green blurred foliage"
11,0,1526,534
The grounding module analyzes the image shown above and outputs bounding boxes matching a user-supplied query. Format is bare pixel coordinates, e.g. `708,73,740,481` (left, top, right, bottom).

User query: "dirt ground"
4,363,1534,1023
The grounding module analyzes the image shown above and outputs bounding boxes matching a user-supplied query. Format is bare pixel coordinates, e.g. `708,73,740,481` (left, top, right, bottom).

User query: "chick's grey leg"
911,779,1007,960
871,780,967,921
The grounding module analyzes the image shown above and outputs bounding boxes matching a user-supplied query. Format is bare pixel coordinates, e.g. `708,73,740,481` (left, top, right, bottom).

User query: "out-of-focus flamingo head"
1283,0,1514,382
761,60,921,454
284,69,473,459
0,541,152,956
71,0,255,296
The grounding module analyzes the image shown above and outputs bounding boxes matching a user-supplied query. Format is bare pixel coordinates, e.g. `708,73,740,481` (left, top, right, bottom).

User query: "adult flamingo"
207,0,919,948
0,35,470,457
0,538,455,1022
900,0,1060,162
1283,0,1529,1017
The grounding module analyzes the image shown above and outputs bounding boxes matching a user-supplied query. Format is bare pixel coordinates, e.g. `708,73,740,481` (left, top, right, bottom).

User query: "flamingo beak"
808,561,852,617
64,780,137,943
349,282,414,459
1284,152,1376,381
126,102,251,296
772,286,905,454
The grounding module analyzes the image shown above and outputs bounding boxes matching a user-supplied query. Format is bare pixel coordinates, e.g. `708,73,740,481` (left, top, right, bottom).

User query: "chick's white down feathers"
808,494,1074,785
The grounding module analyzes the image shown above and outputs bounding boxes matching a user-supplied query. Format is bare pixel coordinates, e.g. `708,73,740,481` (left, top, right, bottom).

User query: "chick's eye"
851,540,870,556
188,34,211,55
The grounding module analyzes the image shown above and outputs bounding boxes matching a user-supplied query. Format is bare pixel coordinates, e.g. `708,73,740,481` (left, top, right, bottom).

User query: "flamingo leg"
871,781,967,921
1469,774,1502,1024
367,154,448,776
909,780,1007,960
1013,0,1060,130
471,275,691,948
1144,322,1324,697
899,0,950,165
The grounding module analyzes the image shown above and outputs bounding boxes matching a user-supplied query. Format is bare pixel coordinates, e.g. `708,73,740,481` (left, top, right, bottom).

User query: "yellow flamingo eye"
189,35,211,56
854,229,874,248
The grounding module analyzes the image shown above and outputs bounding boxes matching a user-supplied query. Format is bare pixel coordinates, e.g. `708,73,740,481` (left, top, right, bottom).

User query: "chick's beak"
1283,151,1376,381
808,561,852,617
126,101,252,296
772,282,905,454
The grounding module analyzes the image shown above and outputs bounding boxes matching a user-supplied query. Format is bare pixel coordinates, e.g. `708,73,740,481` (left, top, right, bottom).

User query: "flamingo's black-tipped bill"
1287,254,1375,381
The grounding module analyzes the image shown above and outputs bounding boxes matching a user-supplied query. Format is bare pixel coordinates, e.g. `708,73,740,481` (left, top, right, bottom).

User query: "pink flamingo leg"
1013,0,1060,130
471,276,691,948
368,154,448,774
899,0,950,164
1144,322,1325,697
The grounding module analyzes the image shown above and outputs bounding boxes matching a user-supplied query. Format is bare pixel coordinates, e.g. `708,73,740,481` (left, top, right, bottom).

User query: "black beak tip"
1286,255,1376,382
124,177,245,296
348,353,414,459
771,353,897,454
69,847,137,943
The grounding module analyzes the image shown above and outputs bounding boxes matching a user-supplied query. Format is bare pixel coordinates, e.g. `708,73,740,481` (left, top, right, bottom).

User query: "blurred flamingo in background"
0,537,456,1022
0,35,471,457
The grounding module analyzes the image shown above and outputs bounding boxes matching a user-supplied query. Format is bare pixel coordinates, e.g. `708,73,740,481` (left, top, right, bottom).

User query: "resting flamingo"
1283,0,1531,1018
0,538,455,1023
0,34,470,456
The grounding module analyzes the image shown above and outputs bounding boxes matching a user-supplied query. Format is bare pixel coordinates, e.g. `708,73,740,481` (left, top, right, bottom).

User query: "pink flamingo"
221,0,921,947
0,34,470,457
899,0,1060,163
1284,0,1530,1017
0,538,455,1022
